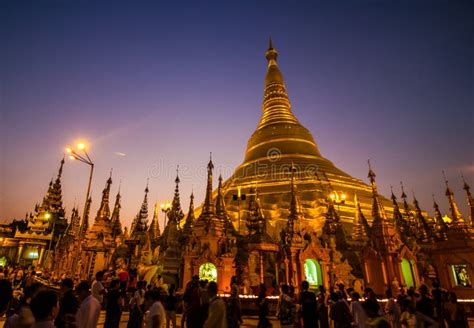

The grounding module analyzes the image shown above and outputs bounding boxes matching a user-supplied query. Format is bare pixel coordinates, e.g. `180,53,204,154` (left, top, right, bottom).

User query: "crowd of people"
267,281,469,328
0,265,470,328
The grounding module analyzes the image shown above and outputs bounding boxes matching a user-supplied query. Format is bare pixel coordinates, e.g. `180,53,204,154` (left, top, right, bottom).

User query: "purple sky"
1,0,473,228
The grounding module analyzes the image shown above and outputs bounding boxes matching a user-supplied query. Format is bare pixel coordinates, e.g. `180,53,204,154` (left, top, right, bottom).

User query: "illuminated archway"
199,263,217,282
401,259,416,288
304,259,323,286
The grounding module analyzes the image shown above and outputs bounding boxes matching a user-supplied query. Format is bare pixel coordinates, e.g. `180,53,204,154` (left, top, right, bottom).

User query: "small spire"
461,173,474,227
58,157,65,179
353,194,369,242
442,171,464,225
265,37,278,65
145,178,149,194
432,194,448,240
202,154,215,215
175,165,180,184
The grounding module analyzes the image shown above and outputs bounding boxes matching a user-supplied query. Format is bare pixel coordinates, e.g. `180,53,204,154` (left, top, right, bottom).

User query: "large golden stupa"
222,40,395,236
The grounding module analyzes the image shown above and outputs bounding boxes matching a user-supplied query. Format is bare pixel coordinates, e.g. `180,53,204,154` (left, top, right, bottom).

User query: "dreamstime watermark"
146,147,319,182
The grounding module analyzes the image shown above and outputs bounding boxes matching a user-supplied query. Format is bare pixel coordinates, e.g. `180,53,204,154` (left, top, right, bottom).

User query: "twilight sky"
1,0,473,228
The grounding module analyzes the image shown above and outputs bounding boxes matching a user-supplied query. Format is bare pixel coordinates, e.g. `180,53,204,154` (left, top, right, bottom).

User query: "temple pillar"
38,247,46,265
259,251,264,284
16,243,24,263
284,257,290,284
274,261,279,286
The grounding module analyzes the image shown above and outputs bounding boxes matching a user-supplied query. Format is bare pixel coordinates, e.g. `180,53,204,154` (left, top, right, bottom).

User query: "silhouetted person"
317,285,329,328
277,284,295,328
444,292,467,328
164,285,178,328
104,279,123,328
330,292,352,328
55,278,79,328
299,281,317,328
30,290,59,328
128,280,146,328
257,284,271,328
203,281,227,328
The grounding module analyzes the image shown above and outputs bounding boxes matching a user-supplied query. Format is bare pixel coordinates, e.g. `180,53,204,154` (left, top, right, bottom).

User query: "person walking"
277,284,295,328
76,281,101,328
350,292,367,328
91,271,106,307
385,289,401,328
257,284,271,328
144,290,166,328
299,281,317,328
128,280,146,328
183,276,202,328
203,281,227,328
317,286,329,328
329,292,352,328
226,283,242,328
55,278,79,328
444,292,467,328
164,285,178,328
104,279,123,328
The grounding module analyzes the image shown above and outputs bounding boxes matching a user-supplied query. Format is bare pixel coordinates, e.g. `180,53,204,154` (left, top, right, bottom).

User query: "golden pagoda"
222,40,394,236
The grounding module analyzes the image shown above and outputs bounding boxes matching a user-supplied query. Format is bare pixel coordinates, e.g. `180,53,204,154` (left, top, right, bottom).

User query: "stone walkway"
97,311,281,327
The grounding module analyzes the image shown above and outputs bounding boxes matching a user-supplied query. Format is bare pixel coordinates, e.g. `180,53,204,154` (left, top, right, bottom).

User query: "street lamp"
44,212,56,269
161,202,171,227
68,141,94,279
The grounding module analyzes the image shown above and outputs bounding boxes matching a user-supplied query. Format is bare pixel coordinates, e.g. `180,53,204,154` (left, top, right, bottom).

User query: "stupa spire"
215,174,226,217
367,161,397,250
133,180,150,235
66,207,81,238
390,187,409,240
412,193,432,242
433,195,448,240
367,160,387,221
443,171,464,225
148,202,161,241
461,173,474,227
258,39,300,130
81,196,92,235
111,187,122,238
168,166,184,223
95,172,112,221
182,192,195,237
353,194,369,242
202,154,215,215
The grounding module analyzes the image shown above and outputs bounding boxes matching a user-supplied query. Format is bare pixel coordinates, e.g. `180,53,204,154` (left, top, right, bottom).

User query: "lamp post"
68,142,94,279
44,212,56,268
327,190,346,287
161,202,171,227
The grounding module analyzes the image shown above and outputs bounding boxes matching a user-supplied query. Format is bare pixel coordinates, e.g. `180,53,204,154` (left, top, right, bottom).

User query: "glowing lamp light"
69,155,75,160
77,142,86,150
330,193,336,200
44,213,51,219
341,193,347,200
66,148,72,153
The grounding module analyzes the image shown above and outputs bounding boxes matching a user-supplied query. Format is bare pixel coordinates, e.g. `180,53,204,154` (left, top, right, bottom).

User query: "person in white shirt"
76,281,101,328
143,290,166,328
91,271,106,305
350,292,367,328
